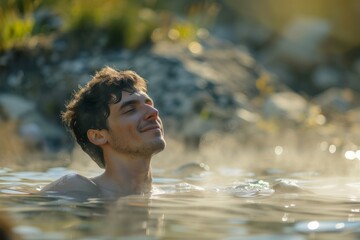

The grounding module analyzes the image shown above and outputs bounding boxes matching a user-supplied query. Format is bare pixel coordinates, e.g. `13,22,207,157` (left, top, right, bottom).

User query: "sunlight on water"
274,145,284,156
345,150,360,161
0,167,360,239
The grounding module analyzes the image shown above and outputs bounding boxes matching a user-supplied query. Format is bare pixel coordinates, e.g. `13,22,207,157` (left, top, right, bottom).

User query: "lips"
139,122,161,132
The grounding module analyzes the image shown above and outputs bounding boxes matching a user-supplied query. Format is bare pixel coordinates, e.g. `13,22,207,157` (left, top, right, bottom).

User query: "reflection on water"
1,167,360,239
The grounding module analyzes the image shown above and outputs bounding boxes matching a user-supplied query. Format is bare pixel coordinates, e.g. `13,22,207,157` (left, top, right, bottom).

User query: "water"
1,167,360,240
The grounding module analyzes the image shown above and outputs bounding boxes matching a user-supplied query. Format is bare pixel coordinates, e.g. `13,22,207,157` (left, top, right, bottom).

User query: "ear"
87,129,107,146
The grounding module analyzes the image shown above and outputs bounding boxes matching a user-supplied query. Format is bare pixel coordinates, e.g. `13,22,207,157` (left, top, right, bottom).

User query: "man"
40,67,166,199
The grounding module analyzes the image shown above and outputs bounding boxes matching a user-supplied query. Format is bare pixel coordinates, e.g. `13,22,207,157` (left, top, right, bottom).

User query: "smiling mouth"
140,124,161,132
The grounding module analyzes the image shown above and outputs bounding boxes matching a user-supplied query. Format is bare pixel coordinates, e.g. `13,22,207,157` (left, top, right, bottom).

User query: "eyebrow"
119,100,139,111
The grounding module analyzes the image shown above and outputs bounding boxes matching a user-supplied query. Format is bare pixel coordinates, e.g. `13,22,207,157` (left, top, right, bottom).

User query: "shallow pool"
1,166,360,240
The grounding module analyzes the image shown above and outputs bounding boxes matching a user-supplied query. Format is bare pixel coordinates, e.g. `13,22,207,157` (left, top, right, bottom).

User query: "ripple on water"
152,177,182,184
224,235,306,240
0,176,21,182
13,225,66,240
11,171,52,180
1,168,360,239
218,180,275,198
0,189,28,195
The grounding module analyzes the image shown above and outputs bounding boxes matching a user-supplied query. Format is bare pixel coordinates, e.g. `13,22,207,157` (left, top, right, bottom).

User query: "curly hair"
62,67,147,168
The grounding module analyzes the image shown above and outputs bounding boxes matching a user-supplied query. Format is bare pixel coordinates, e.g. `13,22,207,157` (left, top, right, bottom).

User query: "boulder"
262,91,308,123
0,94,35,120
0,94,67,153
314,88,360,113
312,65,342,90
355,58,360,76
20,112,68,152
272,17,331,68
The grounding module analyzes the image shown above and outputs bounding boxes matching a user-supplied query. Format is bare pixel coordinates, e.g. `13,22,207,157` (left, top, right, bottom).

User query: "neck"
94,152,153,197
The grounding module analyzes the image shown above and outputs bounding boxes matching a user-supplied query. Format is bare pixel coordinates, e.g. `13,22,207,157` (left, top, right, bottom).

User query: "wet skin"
40,91,165,199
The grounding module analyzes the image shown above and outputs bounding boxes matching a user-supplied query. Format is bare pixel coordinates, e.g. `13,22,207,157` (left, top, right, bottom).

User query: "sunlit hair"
62,66,147,168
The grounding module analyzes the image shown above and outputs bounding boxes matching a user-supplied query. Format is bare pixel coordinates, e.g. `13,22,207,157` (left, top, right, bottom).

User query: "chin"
151,139,166,155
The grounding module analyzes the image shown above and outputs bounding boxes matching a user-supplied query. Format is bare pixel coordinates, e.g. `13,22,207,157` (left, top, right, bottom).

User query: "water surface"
1,167,360,239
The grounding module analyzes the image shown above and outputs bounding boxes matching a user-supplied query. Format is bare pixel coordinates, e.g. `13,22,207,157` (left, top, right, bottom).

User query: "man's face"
105,91,165,158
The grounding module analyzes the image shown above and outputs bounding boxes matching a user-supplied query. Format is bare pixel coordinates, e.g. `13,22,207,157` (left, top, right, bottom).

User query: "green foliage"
59,0,104,33
0,0,219,51
54,0,158,49
0,0,37,50
0,11,34,50
103,6,158,49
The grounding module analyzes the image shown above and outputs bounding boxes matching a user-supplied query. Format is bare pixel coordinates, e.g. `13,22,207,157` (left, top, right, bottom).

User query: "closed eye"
122,106,136,114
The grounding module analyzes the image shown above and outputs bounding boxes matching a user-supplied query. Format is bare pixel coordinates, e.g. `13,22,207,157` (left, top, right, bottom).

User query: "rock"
232,20,273,48
60,59,86,74
346,107,360,124
34,8,63,32
262,91,308,122
235,108,260,124
7,71,24,87
161,92,193,117
0,94,35,120
18,122,43,149
0,51,13,67
264,64,296,87
20,112,67,153
273,17,331,68
173,162,210,178
151,40,280,99
312,65,342,90
354,58,360,76
314,88,360,113
0,94,67,153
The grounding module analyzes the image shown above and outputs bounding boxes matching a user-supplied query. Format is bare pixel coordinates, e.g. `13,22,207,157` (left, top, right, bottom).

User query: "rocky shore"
1,17,360,172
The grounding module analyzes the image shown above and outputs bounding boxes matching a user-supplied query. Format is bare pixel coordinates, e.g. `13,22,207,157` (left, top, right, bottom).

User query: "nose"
144,105,159,120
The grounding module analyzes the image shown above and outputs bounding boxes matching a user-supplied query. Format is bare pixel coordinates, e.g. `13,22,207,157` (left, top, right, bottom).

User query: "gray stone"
312,65,342,90
0,94,35,120
262,91,308,122
346,107,360,124
233,20,273,47
314,88,360,113
236,108,260,123
0,94,67,152
34,8,63,32
7,71,24,87
273,17,331,67
60,59,86,74
20,111,67,152
161,92,193,117
354,58,360,76
19,122,43,149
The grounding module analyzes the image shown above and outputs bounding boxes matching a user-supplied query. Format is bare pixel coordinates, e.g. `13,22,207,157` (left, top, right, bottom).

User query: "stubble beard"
111,135,166,158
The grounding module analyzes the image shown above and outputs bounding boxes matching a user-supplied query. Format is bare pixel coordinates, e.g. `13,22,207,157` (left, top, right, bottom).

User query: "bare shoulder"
40,173,100,198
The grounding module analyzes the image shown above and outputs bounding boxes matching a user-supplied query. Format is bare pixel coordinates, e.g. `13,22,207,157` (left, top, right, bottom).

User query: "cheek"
125,124,138,135
109,113,142,139
121,120,141,138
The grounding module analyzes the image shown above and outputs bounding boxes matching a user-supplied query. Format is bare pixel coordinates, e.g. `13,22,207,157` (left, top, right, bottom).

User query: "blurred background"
1,0,360,175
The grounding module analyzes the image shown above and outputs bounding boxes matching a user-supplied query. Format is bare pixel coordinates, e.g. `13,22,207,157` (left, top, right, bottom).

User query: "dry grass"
0,120,71,171
0,121,27,163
